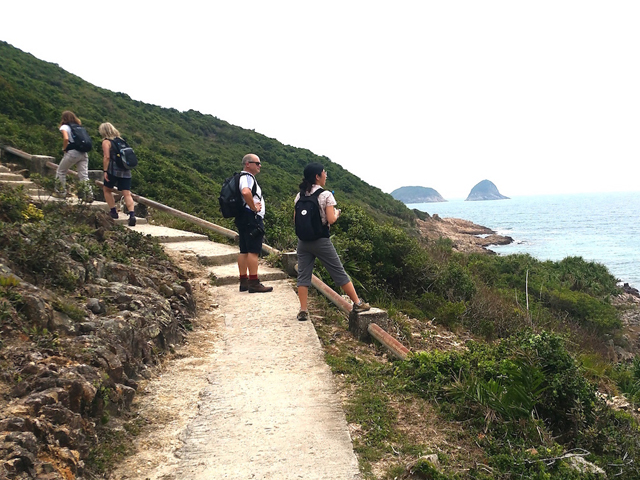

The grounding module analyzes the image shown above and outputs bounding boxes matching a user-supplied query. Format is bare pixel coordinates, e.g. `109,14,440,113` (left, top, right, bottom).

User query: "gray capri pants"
297,237,351,287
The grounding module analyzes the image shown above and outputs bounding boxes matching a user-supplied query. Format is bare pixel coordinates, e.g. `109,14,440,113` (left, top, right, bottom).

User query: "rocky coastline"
415,214,513,254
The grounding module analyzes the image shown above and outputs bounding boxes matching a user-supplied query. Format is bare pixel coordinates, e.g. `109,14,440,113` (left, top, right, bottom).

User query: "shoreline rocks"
416,215,513,254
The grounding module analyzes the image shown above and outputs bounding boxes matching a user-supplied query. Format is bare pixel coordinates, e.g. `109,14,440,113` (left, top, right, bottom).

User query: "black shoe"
239,278,249,292
128,215,136,226
297,310,309,321
109,209,119,219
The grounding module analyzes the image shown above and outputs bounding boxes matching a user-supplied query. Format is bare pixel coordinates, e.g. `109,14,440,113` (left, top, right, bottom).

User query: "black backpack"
295,188,330,241
109,137,138,169
66,123,93,152
219,172,257,218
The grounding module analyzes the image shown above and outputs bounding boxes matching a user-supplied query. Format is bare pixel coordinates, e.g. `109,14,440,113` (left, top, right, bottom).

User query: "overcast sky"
3,1,639,199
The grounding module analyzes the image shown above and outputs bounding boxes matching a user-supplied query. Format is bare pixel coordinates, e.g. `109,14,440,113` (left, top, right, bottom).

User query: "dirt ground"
108,252,360,480
107,255,225,479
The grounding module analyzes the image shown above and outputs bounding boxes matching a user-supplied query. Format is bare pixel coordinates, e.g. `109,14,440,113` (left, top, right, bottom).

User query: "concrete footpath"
111,225,362,480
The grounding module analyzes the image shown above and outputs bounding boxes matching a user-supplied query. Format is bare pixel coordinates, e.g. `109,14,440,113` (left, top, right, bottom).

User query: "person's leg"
247,253,259,276
75,154,93,200
103,186,116,207
315,238,370,312
340,281,360,304
296,241,315,319
238,253,248,276
122,190,135,212
122,190,136,226
298,286,309,311
236,212,251,291
54,152,75,195
246,216,272,293
102,182,119,218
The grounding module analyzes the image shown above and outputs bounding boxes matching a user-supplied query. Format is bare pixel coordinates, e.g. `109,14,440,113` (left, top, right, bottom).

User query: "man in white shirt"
235,154,273,293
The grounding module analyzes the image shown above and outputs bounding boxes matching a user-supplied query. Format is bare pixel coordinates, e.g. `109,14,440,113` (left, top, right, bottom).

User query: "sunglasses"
248,161,261,166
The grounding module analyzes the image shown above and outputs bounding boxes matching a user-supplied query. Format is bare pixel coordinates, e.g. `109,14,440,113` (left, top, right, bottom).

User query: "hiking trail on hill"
108,225,361,480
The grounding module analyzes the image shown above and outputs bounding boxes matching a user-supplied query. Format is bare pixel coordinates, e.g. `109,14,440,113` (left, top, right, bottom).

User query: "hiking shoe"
128,215,137,227
353,300,371,313
297,310,309,321
109,209,119,219
248,279,273,293
52,191,66,199
239,278,249,292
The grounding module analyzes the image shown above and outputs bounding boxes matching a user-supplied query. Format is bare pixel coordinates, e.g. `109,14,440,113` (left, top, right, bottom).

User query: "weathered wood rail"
0,144,411,360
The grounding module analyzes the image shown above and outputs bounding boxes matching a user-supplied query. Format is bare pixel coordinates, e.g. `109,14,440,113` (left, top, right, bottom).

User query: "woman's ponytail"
300,162,325,193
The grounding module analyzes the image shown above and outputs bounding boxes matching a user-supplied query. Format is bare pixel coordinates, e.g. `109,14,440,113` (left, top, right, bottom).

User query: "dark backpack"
109,137,138,169
295,188,330,241
66,123,93,152
219,172,257,218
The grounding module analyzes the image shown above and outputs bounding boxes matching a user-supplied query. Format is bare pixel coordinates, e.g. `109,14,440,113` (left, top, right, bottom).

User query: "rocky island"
466,180,509,201
390,186,446,203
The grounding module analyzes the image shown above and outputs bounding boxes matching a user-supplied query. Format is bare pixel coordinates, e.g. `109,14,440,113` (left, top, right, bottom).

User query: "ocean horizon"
409,191,640,290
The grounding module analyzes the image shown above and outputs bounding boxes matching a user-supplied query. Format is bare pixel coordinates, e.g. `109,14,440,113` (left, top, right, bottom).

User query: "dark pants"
235,208,265,254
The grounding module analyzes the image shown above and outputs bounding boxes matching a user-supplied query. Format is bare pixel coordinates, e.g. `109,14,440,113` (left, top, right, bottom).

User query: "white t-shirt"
238,171,265,217
294,184,337,225
59,124,74,142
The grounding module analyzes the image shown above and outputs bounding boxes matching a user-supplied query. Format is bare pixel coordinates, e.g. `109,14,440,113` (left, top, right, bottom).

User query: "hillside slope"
0,41,411,225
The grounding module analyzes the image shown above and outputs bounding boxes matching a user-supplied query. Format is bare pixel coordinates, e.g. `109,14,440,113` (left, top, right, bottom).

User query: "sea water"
409,191,640,289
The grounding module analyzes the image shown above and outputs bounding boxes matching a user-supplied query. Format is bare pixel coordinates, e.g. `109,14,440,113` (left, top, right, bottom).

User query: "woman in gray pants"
294,162,370,321
54,111,92,201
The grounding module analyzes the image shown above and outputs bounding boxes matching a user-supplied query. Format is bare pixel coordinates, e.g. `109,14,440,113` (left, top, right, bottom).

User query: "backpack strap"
239,172,259,198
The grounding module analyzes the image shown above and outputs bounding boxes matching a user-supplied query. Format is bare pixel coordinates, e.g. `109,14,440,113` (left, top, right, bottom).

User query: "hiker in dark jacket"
54,110,93,201
99,122,136,226
294,162,370,321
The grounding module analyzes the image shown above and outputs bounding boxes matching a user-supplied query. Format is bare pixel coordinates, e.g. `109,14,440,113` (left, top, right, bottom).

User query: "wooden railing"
0,144,409,360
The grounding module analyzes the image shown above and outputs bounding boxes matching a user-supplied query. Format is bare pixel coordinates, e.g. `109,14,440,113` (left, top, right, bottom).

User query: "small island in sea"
466,180,509,201
391,186,446,203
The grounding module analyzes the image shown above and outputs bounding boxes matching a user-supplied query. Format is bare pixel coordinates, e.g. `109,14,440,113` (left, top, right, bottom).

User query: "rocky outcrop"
465,180,509,201
0,208,195,478
415,216,513,254
390,186,446,204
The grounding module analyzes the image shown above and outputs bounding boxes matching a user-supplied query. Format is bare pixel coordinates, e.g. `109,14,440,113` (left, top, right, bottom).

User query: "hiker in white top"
235,154,273,293
294,162,370,321
54,110,92,201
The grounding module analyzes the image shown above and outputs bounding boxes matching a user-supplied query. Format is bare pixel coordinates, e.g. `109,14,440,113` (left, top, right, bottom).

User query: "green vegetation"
0,184,166,291
0,40,411,227
2,40,639,479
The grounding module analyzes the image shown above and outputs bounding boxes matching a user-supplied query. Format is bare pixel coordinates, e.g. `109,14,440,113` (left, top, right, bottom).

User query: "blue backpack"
109,137,138,169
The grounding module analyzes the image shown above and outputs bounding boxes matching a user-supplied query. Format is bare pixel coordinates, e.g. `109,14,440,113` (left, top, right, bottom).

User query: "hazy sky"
3,1,639,199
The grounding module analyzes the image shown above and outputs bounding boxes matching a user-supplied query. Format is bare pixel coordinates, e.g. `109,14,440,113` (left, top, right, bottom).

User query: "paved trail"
109,228,361,480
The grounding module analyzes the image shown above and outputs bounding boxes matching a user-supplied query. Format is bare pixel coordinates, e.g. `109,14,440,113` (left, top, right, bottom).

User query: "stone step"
28,194,111,211
115,216,148,226
207,262,289,286
125,224,209,243
0,165,11,173
162,239,238,265
0,180,33,188
0,173,25,181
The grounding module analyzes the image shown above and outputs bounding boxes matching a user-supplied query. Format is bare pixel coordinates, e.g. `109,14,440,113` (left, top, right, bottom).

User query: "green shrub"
542,287,620,333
